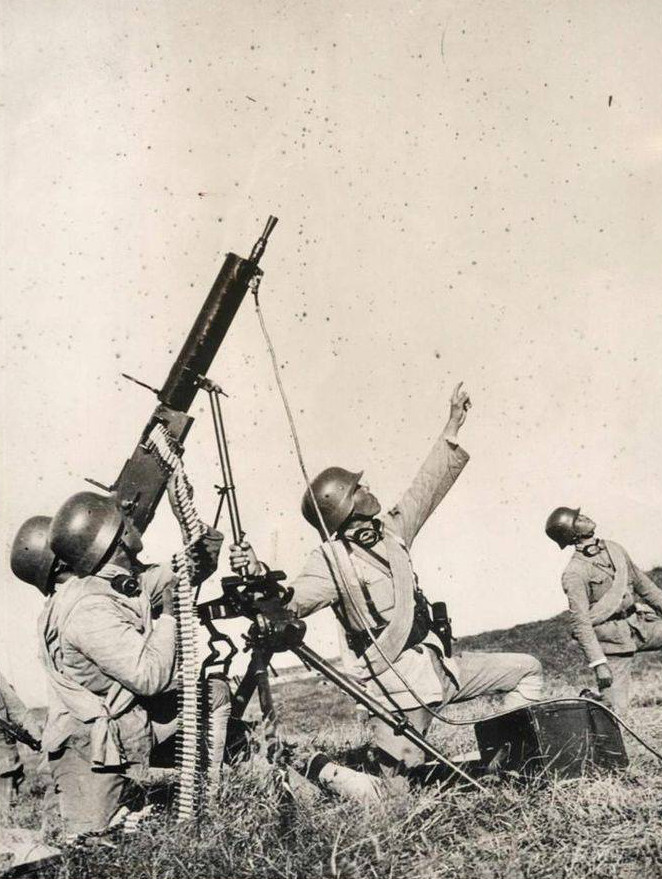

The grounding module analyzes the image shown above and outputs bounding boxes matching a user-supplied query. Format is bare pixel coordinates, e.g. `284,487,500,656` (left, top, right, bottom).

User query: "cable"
251,285,662,776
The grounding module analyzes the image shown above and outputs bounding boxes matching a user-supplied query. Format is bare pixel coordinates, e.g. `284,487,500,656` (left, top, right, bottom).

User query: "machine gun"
94,216,278,529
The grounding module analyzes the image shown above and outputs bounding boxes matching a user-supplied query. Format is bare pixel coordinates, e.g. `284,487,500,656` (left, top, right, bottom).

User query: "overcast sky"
2,0,661,704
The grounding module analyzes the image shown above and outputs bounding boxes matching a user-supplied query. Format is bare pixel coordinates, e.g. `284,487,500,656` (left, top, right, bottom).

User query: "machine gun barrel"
159,216,278,412
112,216,278,532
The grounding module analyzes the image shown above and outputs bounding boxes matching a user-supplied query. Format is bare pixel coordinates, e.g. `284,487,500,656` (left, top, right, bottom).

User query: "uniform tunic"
39,563,177,767
288,433,470,710
561,540,662,667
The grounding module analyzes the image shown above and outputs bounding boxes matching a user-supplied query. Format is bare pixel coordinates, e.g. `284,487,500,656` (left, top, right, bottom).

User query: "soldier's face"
574,513,596,538
352,483,381,518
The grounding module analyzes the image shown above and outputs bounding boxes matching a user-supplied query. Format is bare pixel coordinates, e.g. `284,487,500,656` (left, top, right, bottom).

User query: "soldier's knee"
519,654,544,697
523,654,543,678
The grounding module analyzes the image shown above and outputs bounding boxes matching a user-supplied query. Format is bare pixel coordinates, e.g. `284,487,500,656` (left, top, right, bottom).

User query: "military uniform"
288,433,543,767
0,672,42,815
562,539,662,714
39,550,229,838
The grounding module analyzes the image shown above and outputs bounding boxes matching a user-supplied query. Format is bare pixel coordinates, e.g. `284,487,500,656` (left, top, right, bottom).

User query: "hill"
460,565,662,686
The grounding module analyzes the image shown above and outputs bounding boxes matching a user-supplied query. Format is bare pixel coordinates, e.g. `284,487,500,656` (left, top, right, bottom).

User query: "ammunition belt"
146,423,207,821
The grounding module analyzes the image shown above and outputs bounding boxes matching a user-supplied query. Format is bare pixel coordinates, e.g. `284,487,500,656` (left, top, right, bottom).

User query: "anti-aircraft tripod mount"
89,211,481,791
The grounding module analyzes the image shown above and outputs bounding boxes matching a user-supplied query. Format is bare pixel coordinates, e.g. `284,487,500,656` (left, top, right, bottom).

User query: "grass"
7,595,662,878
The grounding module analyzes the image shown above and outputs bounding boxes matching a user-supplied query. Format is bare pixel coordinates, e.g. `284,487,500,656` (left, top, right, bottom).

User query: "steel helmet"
49,492,124,576
10,516,59,596
545,506,580,549
301,467,363,535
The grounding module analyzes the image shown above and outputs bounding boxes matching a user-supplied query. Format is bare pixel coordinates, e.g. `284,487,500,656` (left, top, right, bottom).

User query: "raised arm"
385,382,471,547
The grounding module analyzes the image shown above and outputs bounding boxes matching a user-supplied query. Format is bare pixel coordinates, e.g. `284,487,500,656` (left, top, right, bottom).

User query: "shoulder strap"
588,541,631,625
320,534,416,680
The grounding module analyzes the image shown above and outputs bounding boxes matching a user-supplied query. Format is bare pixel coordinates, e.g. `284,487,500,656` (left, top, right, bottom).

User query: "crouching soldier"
40,490,228,841
231,383,543,778
546,506,662,715
9,515,75,833
11,515,73,599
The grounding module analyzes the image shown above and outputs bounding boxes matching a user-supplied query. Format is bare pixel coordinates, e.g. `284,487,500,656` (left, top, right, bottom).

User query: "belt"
345,625,386,658
345,598,431,659
608,605,635,622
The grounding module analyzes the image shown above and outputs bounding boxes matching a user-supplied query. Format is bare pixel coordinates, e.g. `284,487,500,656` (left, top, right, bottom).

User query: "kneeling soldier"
231,384,543,776
41,491,228,840
0,672,43,816
11,515,72,598
546,506,662,714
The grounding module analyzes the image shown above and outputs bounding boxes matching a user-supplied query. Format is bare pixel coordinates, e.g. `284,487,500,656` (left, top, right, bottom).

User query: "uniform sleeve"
287,548,340,618
0,672,43,742
66,597,177,697
189,527,223,585
385,435,470,548
562,567,607,667
140,564,178,614
631,564,662,615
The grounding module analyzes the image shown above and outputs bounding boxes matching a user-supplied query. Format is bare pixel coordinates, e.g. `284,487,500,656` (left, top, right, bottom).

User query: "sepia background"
2,0,661,705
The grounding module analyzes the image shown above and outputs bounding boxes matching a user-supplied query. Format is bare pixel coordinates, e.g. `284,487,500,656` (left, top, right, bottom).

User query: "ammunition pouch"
429,600,454,657
346,590,434,658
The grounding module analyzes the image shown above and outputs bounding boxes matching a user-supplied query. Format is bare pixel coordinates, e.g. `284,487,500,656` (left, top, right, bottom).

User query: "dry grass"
8,609,662,878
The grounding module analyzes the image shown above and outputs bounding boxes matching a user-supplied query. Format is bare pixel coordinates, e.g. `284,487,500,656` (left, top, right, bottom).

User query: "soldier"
11,515,72,597
40,490,228,841
231,384,543,776
0,672,42,816
8,515,73,831
546,506,662,714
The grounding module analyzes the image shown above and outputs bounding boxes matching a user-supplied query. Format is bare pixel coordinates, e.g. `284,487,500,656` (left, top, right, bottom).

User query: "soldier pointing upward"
231,383,543,777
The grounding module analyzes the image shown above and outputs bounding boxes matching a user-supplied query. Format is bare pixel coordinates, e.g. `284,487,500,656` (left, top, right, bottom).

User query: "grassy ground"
7,602,662,878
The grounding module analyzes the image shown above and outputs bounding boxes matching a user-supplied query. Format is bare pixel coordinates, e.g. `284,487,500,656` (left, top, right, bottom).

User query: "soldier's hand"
229,540,263,577
449,381,471,425
161,585,175,617
443,382,471,443
595,663,613,690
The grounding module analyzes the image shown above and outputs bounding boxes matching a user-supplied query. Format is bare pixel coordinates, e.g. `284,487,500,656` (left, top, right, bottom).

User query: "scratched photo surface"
1,0,661,874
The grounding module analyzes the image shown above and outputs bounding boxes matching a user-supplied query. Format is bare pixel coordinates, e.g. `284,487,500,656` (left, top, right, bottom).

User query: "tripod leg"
252,649,297,830
293,644,488,794
253,649,290,772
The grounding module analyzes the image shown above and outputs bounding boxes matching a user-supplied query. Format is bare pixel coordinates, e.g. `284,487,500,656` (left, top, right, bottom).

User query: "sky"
1,0,661,705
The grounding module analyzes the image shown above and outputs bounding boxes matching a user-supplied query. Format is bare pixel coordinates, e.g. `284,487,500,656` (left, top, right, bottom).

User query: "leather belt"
345,594,431,658
608,605,635,622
